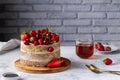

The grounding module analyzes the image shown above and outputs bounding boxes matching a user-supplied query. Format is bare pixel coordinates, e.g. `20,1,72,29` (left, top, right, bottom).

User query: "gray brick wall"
0,0,120,46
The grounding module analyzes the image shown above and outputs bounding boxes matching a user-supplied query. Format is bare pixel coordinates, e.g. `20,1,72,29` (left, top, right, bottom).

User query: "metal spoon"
86,64,120,75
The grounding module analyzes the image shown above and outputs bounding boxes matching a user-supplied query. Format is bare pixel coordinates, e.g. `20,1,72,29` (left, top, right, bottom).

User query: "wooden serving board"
14,58,71,73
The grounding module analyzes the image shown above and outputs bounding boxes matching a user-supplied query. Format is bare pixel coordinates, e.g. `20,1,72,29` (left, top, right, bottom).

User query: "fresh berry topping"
103,58,112,65
21,30,27,34
52,34,59,42
30,37,37,43
33,41,39,46
48,47,54,52
21,28,59,45
43,39,49,45
23,40,30,45
47,57,65,68
21,33,30,41
35,30,41,34
46,32,51,37
38,38,43,45
36,34,42,39
41,29,47,33
30,30,36,37
105,46,111,51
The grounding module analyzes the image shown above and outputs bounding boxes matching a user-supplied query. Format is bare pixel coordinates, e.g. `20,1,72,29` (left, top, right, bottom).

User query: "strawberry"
97,45,105,51
21,33,30,41
47,57,65,68
48,47,54,52
95,42,105,51
52,34,59,42
105,46,111,51
95,42,102,49
33,41,39,46
103,58,112,65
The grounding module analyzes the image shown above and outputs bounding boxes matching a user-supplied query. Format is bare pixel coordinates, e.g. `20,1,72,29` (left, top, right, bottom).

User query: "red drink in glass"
76,42,94,59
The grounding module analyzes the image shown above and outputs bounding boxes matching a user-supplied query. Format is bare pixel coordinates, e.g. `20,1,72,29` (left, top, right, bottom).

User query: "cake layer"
21,47,60,54
20,59,46,67
21,42,60,53
20,49,60,67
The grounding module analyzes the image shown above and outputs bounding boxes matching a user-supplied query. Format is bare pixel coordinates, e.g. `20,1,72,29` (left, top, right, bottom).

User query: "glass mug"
75,36,94,59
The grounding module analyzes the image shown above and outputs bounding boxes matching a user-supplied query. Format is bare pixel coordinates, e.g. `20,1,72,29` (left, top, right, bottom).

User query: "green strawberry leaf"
46,27,49,32
21,30,27,34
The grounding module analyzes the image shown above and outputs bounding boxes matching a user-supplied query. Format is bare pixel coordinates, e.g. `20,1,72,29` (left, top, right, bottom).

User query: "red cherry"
23,40,30,45
35,30,41,34
30,30,36,37
41,29,47,33
48,47,54,52
33,41,39,46
46,32,51,36
52,34,59,42
42,33,46,38
36,34,42,40
38,38,43,45
43,39,49,45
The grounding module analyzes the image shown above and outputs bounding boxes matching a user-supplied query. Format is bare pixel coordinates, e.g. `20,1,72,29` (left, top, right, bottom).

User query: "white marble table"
0,46,120,80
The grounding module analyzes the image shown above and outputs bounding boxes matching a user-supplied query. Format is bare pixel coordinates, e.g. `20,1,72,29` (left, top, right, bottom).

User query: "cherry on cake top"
20,28,59,46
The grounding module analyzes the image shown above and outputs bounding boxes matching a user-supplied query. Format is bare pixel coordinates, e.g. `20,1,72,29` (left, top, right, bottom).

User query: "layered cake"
20,28,60,67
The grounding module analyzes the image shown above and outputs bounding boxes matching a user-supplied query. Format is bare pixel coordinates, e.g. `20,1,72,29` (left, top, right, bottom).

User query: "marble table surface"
0,46,120,80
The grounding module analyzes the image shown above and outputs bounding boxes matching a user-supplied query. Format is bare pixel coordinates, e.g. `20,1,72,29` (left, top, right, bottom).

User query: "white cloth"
0,39,20,54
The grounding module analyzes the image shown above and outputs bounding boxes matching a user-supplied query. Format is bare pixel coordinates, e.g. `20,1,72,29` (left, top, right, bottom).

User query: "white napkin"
0,39,20,54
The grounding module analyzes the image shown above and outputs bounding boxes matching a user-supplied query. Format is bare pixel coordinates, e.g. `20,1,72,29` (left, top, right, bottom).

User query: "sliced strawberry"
48,47,54,52
95,42,105,51
103,58,112,65
97,45,105,51
47,57,65,68
21,33,30,41
95,42,102,49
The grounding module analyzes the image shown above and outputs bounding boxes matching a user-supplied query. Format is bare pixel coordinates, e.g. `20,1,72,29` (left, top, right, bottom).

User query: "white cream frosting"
21,41,60,54
20,41,60,64
21,48,60,54
20,51,60,63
